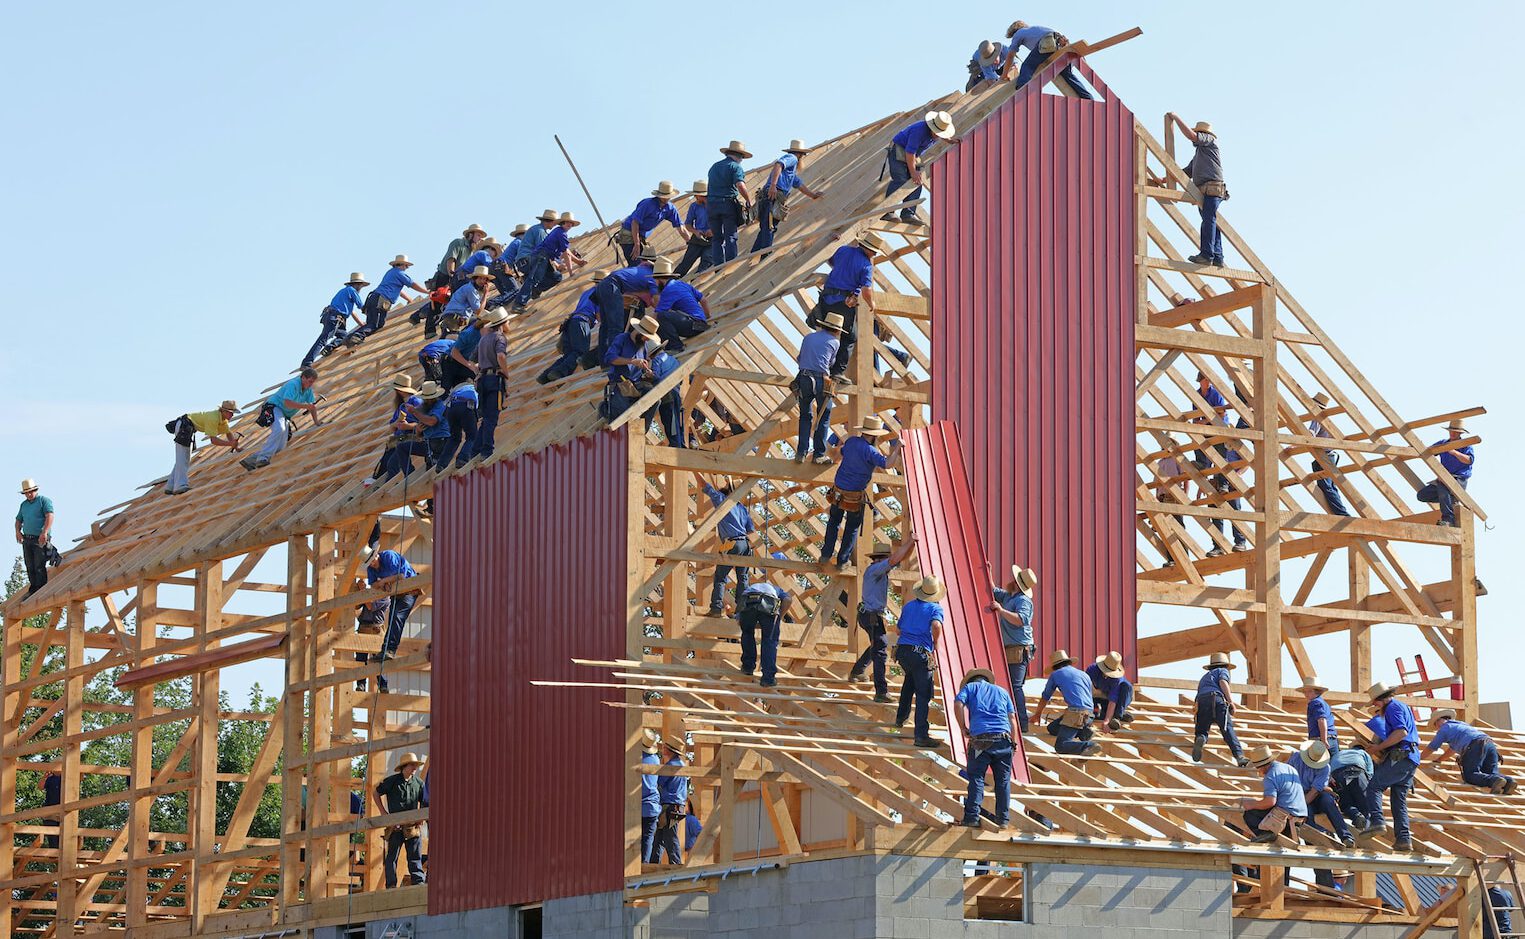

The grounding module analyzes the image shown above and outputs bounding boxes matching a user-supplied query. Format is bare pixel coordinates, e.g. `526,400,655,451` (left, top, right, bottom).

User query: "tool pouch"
829,487,868,511
1200,180,1228,199
613,226,635,246
1059,707,1092,729
256,403,276,428
167,415,195,447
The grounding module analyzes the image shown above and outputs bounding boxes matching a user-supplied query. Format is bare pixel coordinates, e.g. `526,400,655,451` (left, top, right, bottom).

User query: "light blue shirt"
640,752,661,819
1427,719,1488,754
1290,753,1330,793
1262,761,1309,816
444,281,481,315
797,329,839,374
1041,664,1093,710
266,377,316,418
861,558,893,613
969,41,1008,81
702,483,755,540
656,756,688,805
991,587,1033,647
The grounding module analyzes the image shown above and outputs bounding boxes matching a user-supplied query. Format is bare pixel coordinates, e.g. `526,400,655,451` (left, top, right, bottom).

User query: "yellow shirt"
186,410,231,438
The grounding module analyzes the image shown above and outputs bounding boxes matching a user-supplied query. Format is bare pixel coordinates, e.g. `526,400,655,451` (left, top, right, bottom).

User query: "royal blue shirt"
16,495,54,536
329,284,364,316
1197,666,1231,698
656,756,688,805
957,680,1016,736
1263,761,1309,816
1427,719,1488,753
375,266,416,304
896,598,944,648
366,550,416,585
861,558,894,612
419,399,450,439
1436,440,1475,479
461,249,497,273
624,197,683,237
769,153,804,196
455,324,482,358
535,226,570,260
685,200,710,233
266,377,316,419
1306,695,1336,743
991,588,1033,647
448,382,477,406
640,752,661,819
419,338,455,360
655,281,706,320
1201,384,1228,411
569,286,599,323
821,244,874,304
708,156,745,201
390,395,421,438
650,350,680,382
604,331,648,381
1086,663,1127,703
1290,752,1331,793
796,329,839,374
607,265,659,296
444,282,481,315
891,119,938,157
703,483,755,540
1380,698,1422,765
1041,664,1094,710
834,436,889,492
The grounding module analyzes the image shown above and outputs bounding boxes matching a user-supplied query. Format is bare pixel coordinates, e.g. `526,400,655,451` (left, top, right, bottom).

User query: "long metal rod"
554,133,620,265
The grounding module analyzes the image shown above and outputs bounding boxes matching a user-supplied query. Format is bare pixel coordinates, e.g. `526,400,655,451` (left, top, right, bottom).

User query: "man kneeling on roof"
1087,650,1134,732
1424,707,1517,794
955,668,1017,830
1032,650,1100,756
1291,739,1355,848
1240,744,1308,844
601,315,663,421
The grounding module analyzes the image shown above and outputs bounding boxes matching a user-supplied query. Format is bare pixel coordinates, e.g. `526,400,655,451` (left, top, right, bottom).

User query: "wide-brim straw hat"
537,209,559,222
690,180,709,195
868,542,893,559
1095,651,1126,679
663,736,686,754
651,180,681,198
1298,739,1331,769
395,751,425,770
925,110,956,140
1049,649,1074,669
390,254,413,268
219,399,238,412
347,272,369,286
480,239,502,254
858,415,891,437
479,308,510,328
641,730,661,754
558,211,581,227
1430,707,1458,725
818,312,846,333
1368,681,1397,702
652,257,678,278
855,229,890,255
960,668,997,688
720,139,753,158
977,40,1001,65
469,265,492,280
387,374,418,394
463,223,486,237
1011,566,1037,596
417,381,446,401
1301,675,1329,693
20,479,39,493
785,138,811,154
1310,392,1331,408
637,244,661,262
1246,744,1275,768
510,224,529,237
1194,121,1214,135
1446,420,1467,432
631,317,661,342
913,576,946,602
1204,652,1236,670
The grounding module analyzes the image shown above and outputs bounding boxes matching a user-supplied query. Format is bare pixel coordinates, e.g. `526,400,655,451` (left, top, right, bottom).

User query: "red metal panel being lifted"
931,57,1137,683
900,420,1028,781
429,430,629,914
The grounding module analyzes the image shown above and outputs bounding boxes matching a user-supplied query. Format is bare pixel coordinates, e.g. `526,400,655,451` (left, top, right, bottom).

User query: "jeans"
710,538,752,611
795,371,833,457
1014,49,1095,99
962,739,1014,825
738,608,781,684
751,194,779,251
168,442,192,492
1199,195,1224,263
21,535,48,595
546,316,593,381
1306,789,1352,841
594,281,628,363
708,198,742,266
675,236,713,277
513,255,550,306
379,591,418,663
1460,737,1509,790
1363,752,1418,842
384,829,425,887
644,390,685,448
1051,718,1092,755
1417,475,1468,525
1193,693,1243,759
359,292,392,338
1208,476,1248,546
1311,456,1351,516
852,608,889,695
1093,680,1134,721
254,410,291,463
883,147,922,214
821,501,866,566
302,307,347,367
438,398,479,468
640,814,659,863
656,309,709,349
1332,769,1370,825
379,439,437,482
652,812,683,864
894,644,935,740
474,373,502,459
1006,647,1031,734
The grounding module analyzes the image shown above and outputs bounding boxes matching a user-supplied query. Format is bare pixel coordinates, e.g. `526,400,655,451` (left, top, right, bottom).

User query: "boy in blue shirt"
674,180,713,277
651,738,689,865
1424,708,1514,794
697,473,756,617
601,317,662,422
987,565,1036,733
954,668,1017,829
1192,652,1247,767
1416,420,1476,527
881,110,954,225
1087,651,1134,732
737,581,787,687
639,733,662,862
751,139,823,252
794,313,844,464
820,416,900,567
1331,736,1376,831
1303,676,1338,751
1032,650,1099,756
365,548,419,693
378,382,449,481
1241,744,1308,844
893,576,947,749
302,272,369,366
1291,740,1354,847
850,536,916,702
1360,681,1422,852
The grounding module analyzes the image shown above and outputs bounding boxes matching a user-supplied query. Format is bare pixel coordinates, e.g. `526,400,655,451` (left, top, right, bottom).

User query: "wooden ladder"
1471,855,1525,938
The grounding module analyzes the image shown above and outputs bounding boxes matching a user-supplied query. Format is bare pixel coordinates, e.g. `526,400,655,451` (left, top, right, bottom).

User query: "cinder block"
891,916,931,938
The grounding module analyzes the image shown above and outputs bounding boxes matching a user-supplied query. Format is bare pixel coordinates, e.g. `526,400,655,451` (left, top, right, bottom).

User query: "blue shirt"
991,588,1033,647
1201,384,1227,411
1262,761,1309,816
796,329,839,374
834,436,889,492
461,249,497,273
569,286,599,323
1306,695,1336,743
16,495,54,536
1379,698,1422,765
1041,665,1093,710
685,200,710,233
896,599,944,648
503,236,526,265
640,752,661,819
448,382,478,406
535,226,570,260
603,331,649,381
329,284,364,316
703,483,755,540
444,281,481,315
390,395,422,438
521,224,552,252
607,265,659,296
455,324,482,358
708,156,744,201
624,197,683,237
418,399,450,439
1197,666,1231,698
419,338,455,360
821,244,874,304
650,350,680,382
1331,746,1374,777
266,377,316,419
366,550,416,585
655,281,706,320
861,558,893,612
891,119,938,157
656,756,688,805
769,153,804,196
1437,440,1475,479
1010,25,1054,53
956,680,1016,736
1290,753,1330,793
375,266,416,304
1427,719,1487,754
743,582,786,607
1086,664,1126,703
969,41,1008,81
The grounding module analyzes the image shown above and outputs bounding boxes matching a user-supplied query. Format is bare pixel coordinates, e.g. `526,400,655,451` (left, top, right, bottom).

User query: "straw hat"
690,180,709,195
1049,649,1074,669
417,381,446,401
867,542,893,559
1095,651,1126,679
588,268,609,282
912,576,946,602
1310,392,1331,408
468,265,492,280
387,374,418,394
1298,740,1331,769
641,730,661,754
631,317,661,342
1204,652,1236,670
857,415,891,437
924,110,956,140
480,239,502,254
510,223,529,237
1006,20,1028,37
637,244,661,263
1194,121,1214,135
977,40,1001,65
1246,744,1276,768
855,230,890,255
720,139,753,158
1368,681,1397,702
785,139,811,155
651,180,681,198
558,211,581,227
463,223,486,237
1446,419,1467,433
19,479,39,493
1301,675,1329,693
219,399,238,412
818,311,846,333
347,272,369,286
662,735,686,755
479,308,510,329
1011,566,1037,596
960,667,997,688
537,208,559,222
390,254,413,268
1430,707,1458,725
651,257,678,279
395,751,425,770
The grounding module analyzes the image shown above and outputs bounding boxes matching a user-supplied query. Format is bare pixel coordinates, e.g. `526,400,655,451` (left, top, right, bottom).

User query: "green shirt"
16,495,53,536
376,771,424,813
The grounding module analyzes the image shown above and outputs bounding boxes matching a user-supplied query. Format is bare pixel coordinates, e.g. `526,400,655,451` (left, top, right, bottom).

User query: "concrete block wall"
545,888,628,939
1027,861,1232,937
1233,920,1453,939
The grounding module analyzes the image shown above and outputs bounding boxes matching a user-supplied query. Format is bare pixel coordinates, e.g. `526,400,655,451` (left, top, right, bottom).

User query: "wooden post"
127,584,158,929
191,561,224,929
280,537,310,913
1250,285,1282,706
56,601,86,933
626,429,650,876
1348,549,1371,695
1456,509,1479,719
0,603,20,939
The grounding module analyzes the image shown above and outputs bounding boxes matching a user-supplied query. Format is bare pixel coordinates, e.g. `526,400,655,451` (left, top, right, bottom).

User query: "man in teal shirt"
15,479,54,596
241,367,322,472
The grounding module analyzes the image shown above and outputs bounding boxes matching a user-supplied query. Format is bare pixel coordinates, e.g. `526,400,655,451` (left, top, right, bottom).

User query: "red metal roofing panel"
931,59,1137,685
430,429,629,913
900,420,1029,781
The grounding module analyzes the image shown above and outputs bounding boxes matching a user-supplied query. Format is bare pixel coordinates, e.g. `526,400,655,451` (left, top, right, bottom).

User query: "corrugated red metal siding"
430,430,629,913
931,59,1137,681
900,421,1029,780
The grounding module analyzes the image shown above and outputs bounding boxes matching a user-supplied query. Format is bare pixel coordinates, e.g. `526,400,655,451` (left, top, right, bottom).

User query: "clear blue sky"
4,2,1521,713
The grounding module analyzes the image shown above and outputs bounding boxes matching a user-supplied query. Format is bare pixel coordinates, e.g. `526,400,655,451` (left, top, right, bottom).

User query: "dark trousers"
795,370,833,457
1050,716,1093,755
883,147,922,214
1199,195,1224,263
962,739,1014,826
419,354,444,385
384,829,425,887
380,592,418,662
751,194,779,251
440,355,475,391
640,814,659,863
356,293,393,339
710,538,752,611
21,535,48,595
1364,753,1418,843
1311,456,1351,516
1208,476,1249,546
594,281,628,363
821,500,866,565
1306,789,1353,841
852,608,889,695
1417,475,1468,525
739,608,781,683
1006,648,1031,734
674,237,713,277
302,307,347,367
380,438,445,482
1332,769,1370,825
656,309,709,349
513,255,550,306
894,645,935,740
1193,693,1243,759
1242,807,1303,839
1093,680,1134,721
812,299,857,377
651,812,683,864
474,373,502,459
643,390,685,448
42,817,59,849
1014,49,1095,99
438,399,478,468
708,198,742,266
1460,738,1509,790
545,316,593,381
1487,887,1514,939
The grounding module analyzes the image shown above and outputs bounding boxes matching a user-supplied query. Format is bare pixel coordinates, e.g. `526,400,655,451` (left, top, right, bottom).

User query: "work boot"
913,736,944,750
1118,711,1134,723
759,679,777,688
1340,833,1357,849
1249,831,1278,844
847,669,865,683
1359,823,1388,839
1232,541,1251,552
1236,756,1250,768
1506,778,1520,795
793,452,807,464
880,212,900,223
812,454,833,465
955,818,981,829
239,456,259,472
1191,735,1206,762
1187,253,1211,265
873,693,893,704
1211,258,1226,268
1107,717,1123,732
899,211,925,227
706,605,724,618
1078,742,1101,756
1205,545,1226,558
1392,839,1414,853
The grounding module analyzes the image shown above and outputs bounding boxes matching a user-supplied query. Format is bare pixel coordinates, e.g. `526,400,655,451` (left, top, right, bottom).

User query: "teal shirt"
16,495,54,536
266,377,316,418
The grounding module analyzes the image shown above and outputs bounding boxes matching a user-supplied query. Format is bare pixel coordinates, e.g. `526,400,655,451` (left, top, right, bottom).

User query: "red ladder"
1395,654,1436,699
